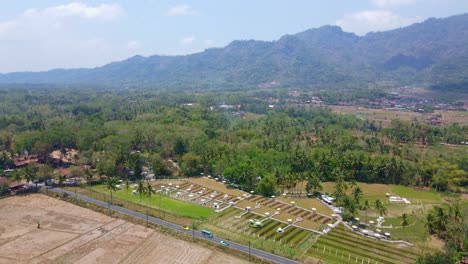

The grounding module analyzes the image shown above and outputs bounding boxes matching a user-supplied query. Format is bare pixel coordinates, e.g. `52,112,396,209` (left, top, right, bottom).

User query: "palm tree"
434,206,447,235
145,182,156,224
125,178,130,191
146,182,156,203
343,196,357,217
401,213,409,235
105,177,118,209
362,200,371,223
136,180,146,203
425,213,436,234
352,186,363,204
305,174,322,196
374,199,387,217
333,176,348,206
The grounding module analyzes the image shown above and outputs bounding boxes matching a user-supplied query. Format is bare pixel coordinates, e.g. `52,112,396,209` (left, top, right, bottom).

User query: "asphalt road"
48,187,299,264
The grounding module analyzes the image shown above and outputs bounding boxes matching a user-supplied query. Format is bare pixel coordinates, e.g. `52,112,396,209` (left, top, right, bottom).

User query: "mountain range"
1,13,468,90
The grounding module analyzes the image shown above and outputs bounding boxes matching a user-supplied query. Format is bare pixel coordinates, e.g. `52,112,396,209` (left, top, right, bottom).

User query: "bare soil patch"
0,194,248,264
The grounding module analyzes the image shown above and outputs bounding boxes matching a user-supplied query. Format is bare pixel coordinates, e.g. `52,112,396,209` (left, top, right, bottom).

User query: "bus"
201,229,213,238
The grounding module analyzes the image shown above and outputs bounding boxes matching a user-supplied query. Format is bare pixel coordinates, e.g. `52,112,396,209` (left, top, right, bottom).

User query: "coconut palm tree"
136,180,146,204
105,177,118,209
146,182,156,203
125,178,130,191
352,186,363,204
145,182,156,224
374,199,387,217
401,213,409,235
434,206,447,235
305,173,322,196
22,166,36,186
362,199,371,222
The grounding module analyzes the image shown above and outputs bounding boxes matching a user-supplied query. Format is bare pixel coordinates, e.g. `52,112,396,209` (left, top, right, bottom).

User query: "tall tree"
352,186,363,204
401,213,409,235
256,174,277,197
374,199,387,217
105,177,118,208
146,182,156,203
305,173,322,196
361,199,371,223
136,180,146,203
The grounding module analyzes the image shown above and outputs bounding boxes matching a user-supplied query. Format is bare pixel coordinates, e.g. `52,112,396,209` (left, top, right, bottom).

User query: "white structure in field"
389,196,411,204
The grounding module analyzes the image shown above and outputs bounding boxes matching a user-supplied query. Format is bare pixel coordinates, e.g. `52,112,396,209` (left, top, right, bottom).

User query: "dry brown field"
0,194,248,264
327,105,468,126
186,177,246,197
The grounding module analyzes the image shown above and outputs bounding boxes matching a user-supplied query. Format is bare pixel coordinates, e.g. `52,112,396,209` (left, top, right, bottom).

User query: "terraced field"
213,208,311,248
307,225,419,264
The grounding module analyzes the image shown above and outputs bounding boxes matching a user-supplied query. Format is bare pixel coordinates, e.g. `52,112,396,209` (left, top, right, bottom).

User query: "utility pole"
248,241,251,261
159,191,162,218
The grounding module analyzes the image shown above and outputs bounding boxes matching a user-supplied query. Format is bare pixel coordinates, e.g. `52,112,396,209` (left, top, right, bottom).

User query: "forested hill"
1,13,468,90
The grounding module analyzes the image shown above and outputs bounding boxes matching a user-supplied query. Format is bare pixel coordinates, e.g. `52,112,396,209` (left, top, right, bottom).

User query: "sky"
0,0,467,73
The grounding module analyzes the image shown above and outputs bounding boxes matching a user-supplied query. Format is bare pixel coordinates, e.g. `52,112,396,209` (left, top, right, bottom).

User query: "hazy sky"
1,0,467,72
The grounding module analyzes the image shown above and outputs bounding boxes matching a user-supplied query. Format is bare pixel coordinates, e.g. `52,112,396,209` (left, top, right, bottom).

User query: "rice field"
307,225,419,264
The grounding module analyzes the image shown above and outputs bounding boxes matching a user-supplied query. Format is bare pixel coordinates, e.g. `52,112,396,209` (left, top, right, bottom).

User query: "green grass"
91,185,214,219
380,214,428,242
390,185,442,203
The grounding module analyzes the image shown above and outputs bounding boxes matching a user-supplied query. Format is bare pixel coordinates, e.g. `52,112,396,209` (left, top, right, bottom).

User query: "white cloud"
0,3,126,72
166,4,198,16
0,2,124,41
336,10,421,35
181,36,196,45
370,0,418,8
23,2,124,21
